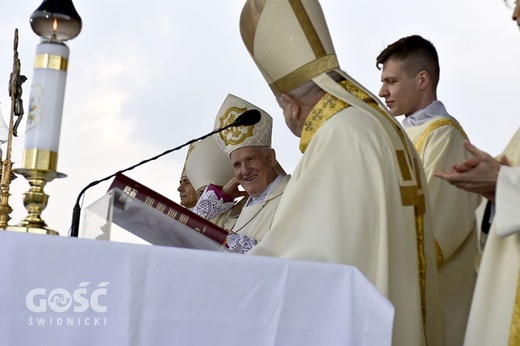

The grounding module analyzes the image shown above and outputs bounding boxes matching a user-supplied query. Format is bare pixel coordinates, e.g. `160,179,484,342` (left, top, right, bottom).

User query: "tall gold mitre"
240,0,391,122
240,0,423,207
240,0,339,96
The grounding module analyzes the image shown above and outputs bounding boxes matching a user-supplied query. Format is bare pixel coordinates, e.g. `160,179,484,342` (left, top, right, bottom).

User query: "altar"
0,231,394,345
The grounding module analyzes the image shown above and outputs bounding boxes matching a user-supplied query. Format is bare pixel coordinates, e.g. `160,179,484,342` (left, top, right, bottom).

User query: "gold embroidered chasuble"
249,82,443,346
406,117,480,346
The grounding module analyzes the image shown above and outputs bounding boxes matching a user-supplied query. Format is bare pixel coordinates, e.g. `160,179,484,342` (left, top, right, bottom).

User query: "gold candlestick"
4,0,82,235
10,149,65,235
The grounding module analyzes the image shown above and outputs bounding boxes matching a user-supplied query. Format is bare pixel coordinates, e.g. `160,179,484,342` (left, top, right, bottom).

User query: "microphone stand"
69,112,257,237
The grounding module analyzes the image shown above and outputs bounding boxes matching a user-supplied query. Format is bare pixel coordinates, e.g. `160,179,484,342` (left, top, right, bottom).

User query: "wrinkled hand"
222,177,249,200
434,140,509,202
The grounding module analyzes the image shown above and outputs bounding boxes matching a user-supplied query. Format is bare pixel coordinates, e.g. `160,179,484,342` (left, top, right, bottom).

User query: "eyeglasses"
505,0,518,9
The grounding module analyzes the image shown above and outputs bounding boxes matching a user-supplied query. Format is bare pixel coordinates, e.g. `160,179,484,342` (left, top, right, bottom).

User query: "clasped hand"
435,140,510,202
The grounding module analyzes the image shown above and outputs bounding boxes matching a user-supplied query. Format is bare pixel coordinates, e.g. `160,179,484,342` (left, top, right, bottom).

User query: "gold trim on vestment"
312,71,426,212
34,54,68,71
415,213,427,333
396,150,413,181
270,55,338,96
301,78,428,333
299,79,389,153
509,268,520,345
434,240,444,266
413,117,469,268
299,84,346,153
414,117,469,154
412,158,426,215
410,154,428,330
400,185,419,206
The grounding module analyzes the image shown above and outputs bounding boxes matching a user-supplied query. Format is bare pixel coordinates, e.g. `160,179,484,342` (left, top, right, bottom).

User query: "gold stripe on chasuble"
412,158,426,215
412,155,427,332
415,213,427,333
397,150,419,207
434,240,444,266
414,117,469,154
34,54,68,71
509,268,520,345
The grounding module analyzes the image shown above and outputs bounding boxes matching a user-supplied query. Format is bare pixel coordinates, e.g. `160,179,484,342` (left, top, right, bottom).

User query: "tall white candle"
25,41,69,153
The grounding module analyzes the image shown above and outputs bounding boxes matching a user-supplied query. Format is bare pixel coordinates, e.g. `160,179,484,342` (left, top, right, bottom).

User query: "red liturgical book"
109,173,229,247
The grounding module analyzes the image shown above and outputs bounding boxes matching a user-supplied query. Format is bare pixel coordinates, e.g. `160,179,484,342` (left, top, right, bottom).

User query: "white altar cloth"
0,231,393,345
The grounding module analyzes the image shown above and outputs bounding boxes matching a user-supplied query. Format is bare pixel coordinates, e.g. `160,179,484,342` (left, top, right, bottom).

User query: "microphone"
69,109,261,237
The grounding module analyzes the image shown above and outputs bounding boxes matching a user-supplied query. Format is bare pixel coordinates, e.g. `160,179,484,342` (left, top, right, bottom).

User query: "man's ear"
281,93,301,120
268,148,276,167
417,71,430,91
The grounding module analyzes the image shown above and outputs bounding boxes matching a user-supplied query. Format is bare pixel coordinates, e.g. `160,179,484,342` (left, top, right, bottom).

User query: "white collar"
402,100,457,128
246,174,284,207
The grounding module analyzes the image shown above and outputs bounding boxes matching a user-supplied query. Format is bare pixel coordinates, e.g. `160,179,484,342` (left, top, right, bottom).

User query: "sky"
1,0,519,237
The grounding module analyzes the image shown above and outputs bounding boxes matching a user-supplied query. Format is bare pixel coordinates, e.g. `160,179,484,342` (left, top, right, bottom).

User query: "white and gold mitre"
185,136,235,191
240,0,426,212
213,94,272,156
240,0,339,96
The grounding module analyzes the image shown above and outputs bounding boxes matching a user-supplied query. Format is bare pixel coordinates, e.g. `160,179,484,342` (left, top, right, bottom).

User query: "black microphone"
69,109,261,237
231,108,261,126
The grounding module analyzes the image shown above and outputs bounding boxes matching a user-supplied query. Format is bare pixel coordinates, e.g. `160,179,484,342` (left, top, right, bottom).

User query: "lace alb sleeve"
192,187,235,220
226,233,257,254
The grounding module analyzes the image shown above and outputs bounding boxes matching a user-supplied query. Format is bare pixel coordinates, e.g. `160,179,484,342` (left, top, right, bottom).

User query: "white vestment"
249,104,443,346
232,174,290,240
405,113,480,346
464,127,520,345
194,175,290,242
210,198,247,231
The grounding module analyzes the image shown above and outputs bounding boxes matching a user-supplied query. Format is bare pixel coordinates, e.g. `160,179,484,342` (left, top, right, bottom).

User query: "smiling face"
177,176,198,208
378,58,424,117
230,146,278,197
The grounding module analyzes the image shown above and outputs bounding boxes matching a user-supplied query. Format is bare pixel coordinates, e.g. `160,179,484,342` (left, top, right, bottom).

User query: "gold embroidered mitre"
185,136,235,191
213,94,273,156
240,0,338,96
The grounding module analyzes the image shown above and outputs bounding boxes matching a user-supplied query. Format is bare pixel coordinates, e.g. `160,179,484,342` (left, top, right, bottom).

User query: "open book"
108,173,230,251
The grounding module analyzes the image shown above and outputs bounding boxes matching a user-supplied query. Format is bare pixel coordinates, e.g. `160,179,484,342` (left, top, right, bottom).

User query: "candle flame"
53,18,58,31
